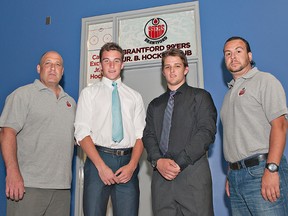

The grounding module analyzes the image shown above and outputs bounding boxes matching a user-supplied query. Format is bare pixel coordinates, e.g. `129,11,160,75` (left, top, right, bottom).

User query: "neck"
232,67,252,80
167,80,185,91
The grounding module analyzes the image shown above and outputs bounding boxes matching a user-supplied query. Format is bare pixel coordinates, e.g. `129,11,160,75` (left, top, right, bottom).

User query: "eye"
114,59,121,64
224,52,231,58
102,59,109,63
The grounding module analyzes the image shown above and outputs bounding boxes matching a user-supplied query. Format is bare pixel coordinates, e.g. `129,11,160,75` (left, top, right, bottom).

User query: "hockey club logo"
144,18,168,44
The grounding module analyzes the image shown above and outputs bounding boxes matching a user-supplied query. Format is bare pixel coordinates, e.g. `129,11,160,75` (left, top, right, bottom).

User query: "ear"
99,63,103,72
37,65,41,74
248,52,253,63
184,66,189,76
120,62,124,70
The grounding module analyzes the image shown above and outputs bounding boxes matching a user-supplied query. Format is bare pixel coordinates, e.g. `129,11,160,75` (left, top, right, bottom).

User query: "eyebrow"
102,57,122,61
164,62,183,65
224,46,245,52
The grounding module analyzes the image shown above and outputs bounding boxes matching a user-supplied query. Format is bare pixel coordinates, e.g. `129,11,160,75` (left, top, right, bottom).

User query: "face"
224,39,252,78
100,50,124,81
162,56,189,90
37,51,64,87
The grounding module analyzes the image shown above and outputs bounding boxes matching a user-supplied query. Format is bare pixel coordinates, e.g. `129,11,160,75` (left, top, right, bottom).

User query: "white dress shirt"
74,77,146,149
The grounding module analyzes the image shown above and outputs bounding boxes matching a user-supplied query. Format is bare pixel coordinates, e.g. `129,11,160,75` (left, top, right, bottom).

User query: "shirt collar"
227,67,259,89
34,79,66,98
102,77,122,89
167,82,188,95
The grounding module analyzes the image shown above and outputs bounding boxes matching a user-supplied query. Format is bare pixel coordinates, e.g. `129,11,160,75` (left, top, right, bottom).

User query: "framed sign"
79,1,203,88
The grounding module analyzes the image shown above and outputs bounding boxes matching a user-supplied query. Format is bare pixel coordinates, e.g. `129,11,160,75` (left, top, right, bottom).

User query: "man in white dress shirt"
74,42,146,216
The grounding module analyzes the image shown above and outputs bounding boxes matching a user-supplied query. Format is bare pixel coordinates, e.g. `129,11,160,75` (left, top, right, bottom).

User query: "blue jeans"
227,156,288,216
83,150,140,216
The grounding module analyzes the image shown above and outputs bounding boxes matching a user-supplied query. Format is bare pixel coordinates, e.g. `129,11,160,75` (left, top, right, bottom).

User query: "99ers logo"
144,18,167,40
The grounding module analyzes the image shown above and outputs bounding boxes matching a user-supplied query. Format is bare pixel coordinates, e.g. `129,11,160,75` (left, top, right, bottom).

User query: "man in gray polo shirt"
221,36,288,216
0,51,76,216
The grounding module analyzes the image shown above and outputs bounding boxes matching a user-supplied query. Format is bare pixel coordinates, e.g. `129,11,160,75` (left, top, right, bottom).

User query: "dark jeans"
83,150,140,216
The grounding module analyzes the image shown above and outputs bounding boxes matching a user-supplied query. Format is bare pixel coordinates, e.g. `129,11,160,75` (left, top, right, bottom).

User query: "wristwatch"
151,160,158,170
265,163,279,173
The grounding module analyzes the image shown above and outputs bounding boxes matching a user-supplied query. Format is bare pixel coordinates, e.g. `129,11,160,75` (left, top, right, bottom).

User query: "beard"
228,61,250,73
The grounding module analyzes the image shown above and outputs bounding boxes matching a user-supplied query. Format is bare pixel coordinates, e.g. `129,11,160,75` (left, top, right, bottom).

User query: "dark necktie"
112,82,123,143
159,90,177,155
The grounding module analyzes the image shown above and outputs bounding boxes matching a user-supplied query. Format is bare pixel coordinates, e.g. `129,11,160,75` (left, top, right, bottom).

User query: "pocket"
247,161,265,178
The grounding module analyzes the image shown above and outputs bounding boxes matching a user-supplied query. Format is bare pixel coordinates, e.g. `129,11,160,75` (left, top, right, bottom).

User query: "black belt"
96,145,132,156
229,153,268,170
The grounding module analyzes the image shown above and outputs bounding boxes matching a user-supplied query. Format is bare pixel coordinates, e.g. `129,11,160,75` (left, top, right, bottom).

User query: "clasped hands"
156,158,181,180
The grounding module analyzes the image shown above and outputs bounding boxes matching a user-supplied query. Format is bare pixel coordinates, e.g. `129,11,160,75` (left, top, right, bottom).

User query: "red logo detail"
238,88,246,96
66,101,72,107
144,18,167,40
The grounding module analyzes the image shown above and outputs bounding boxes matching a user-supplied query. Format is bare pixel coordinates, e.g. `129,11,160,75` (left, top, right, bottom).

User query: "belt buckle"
236,162,241,170
231,162,241,170
116,150,124,156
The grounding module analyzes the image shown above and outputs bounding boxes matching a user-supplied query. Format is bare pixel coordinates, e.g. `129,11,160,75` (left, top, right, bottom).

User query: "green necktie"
112,82,124,142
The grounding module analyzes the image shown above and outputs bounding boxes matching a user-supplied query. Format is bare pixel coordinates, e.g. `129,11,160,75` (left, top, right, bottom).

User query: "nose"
50,63,56,69
231,52,236,60
109,61,114,68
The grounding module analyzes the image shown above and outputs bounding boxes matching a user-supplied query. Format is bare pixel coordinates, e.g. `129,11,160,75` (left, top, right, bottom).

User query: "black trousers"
151,155,214,216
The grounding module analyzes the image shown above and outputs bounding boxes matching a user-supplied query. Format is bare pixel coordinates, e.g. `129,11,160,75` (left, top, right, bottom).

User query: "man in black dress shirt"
143,48,217,216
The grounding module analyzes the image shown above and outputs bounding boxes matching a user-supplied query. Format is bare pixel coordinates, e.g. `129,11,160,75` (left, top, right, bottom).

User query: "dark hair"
99,42,124,62
224,36,256,67
161,48,188,70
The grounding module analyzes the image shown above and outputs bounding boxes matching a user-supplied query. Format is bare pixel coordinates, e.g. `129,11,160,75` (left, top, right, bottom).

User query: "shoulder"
253,70,284,88
148,92,167,107
254,70,276,80
8,82,36,99
121,83,143,99
186,85,212,98
80,81,106,96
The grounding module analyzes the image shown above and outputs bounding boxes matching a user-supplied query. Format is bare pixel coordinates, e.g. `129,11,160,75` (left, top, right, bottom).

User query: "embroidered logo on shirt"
66,101,72,108
238,87,246,96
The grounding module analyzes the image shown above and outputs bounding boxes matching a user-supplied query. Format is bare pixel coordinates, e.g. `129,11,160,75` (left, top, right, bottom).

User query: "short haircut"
161,48,188,70
224,36,252,53
99,42,124,62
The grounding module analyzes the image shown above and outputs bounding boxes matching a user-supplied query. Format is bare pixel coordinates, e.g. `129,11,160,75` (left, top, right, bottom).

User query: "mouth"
230,62,240,67
108,70,116,73
169,74,176,79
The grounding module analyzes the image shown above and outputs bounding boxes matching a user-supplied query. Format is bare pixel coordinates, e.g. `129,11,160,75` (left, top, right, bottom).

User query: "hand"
98,164,119,185
115,163,135,184
225,178,230,197
6,168,25,201
156,158,180,180
261,170,280,202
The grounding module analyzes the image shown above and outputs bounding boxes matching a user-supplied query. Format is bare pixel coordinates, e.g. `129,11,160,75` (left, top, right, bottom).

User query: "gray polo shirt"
220,67,287,163
0,79,76,189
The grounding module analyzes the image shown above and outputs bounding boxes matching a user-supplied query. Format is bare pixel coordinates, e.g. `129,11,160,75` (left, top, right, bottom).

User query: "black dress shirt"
143,82,217,171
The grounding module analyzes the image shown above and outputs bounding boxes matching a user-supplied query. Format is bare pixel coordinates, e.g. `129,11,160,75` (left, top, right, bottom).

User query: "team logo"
144,18,168,44
66,101,72,108
238,87,246,96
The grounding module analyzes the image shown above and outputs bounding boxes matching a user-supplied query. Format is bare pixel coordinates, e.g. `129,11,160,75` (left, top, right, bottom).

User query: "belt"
229,153,268,170
96,145,132,156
